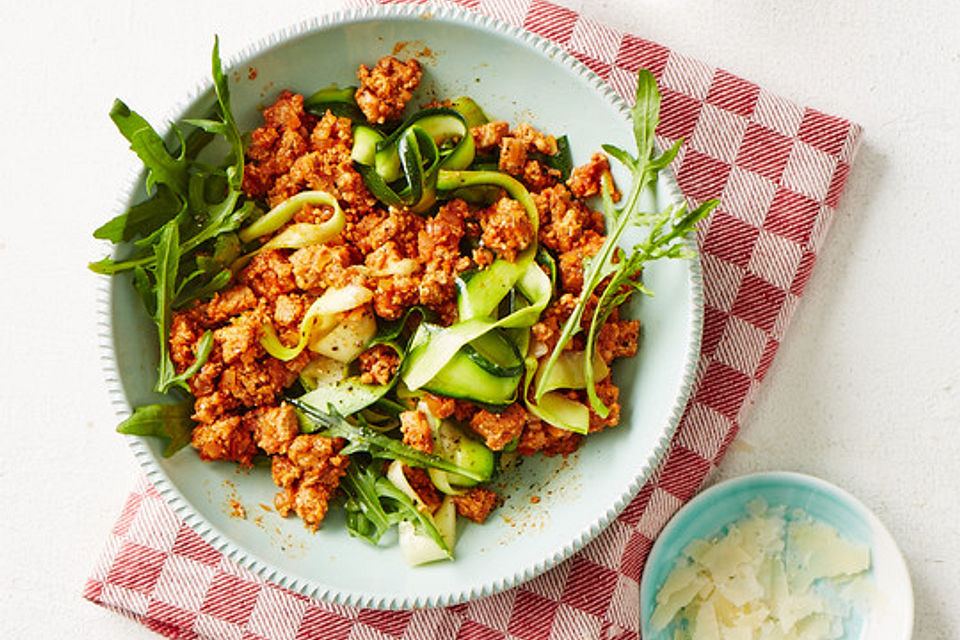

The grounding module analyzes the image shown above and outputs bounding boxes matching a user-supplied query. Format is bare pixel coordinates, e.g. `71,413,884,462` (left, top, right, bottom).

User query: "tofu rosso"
169,56,639,531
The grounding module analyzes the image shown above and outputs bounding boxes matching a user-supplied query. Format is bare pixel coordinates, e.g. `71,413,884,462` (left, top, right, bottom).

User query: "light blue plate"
640,472,914,639
101,3,703,609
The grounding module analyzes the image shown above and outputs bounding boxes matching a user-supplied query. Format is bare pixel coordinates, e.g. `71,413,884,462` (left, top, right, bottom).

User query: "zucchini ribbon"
352,107,476,213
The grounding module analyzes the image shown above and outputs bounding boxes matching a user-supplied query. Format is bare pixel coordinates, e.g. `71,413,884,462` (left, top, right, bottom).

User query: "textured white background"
1,1,957,638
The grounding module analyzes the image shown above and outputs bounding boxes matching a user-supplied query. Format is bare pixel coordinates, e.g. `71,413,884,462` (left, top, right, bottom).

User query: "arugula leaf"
631,70,661,165
93,184,182,243
116,400,195,457
134,199,191,249
583,199,716,416
174,269,231,309
174,232,241,307
289,400,487,483
340,463,393,544
131,265,156,318
88,250,150,275
151,222,183,393
110,99,189,197
184,36,244,190
92,36,247,277
534,69,719,415
185,196,255,256
338,462,449,555
89,195,252,276
600,143,635,171
183,125,217,161
150,223,214,393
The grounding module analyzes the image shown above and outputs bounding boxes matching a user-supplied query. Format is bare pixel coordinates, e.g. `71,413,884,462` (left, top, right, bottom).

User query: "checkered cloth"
84,0,864,638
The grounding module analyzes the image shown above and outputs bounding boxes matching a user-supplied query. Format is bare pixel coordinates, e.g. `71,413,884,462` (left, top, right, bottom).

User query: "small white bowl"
639,472,913,639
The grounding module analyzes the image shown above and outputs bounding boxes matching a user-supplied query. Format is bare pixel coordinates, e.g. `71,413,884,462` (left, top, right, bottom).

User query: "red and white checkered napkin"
84,0,864,638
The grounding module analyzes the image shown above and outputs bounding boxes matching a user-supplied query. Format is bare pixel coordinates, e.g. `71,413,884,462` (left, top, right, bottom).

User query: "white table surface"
1,1,957,638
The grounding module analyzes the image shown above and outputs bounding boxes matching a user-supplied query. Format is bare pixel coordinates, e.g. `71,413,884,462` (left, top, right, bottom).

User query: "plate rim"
97,1,705,610
638,470,915,639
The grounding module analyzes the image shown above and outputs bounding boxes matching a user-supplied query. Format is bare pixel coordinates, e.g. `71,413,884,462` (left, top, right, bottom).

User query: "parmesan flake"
650,499,871,639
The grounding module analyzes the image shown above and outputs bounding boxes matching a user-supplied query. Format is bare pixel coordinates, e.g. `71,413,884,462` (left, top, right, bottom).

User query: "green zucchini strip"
436,169,539,234
260,312,326,361
260,285,372,361
351,125,383,165
294,306,429,420
356,128,440,213
238,190,343,243
375,107,475,174
521,352,590,435
511,264,592,435
303,84,365,121
304,84,357,107
448,96,489,129
437,169,540,321
352,108,476,213
297,371,397,425
401,261,550,392
263,220,345,250
463,330,524,377
400,170,547,394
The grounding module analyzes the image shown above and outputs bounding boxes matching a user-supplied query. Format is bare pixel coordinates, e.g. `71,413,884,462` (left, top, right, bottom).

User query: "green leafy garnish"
109,99,189,196
89,37,251,276
533,70,719,416
116,400,195,457
91,38,253,397
340,463,393,543
183,36,245,191
93,184,181,244
340,462,449,555
151,223,215,393
289,401,488,483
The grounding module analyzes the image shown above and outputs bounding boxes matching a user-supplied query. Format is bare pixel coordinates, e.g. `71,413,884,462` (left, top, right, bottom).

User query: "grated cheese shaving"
651,499,871,639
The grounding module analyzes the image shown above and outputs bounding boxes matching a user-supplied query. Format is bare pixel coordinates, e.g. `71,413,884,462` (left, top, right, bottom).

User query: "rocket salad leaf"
89,37,249,274
108,99,189,196
289,401,489,483
116,400,195,457
340,462,450,555
184,37,245,191
340,463,393,544
533,70,719,414
91,38,253,395
151,223,215,393
93,184,181,244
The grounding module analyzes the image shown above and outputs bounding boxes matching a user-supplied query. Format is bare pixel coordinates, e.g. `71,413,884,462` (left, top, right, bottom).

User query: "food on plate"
91,39,715,564
650,499,872,639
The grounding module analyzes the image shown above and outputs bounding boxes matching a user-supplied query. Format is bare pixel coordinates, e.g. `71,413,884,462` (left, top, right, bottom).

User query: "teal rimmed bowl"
640,472,913,639
101,3,703,609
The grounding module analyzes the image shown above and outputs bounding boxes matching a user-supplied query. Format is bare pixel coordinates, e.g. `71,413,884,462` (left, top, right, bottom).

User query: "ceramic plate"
103,3,703,609
640,472,914,639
